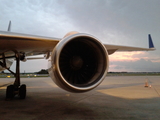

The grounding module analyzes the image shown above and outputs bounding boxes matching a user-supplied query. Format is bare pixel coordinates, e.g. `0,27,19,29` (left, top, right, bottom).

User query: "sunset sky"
0,0,160,72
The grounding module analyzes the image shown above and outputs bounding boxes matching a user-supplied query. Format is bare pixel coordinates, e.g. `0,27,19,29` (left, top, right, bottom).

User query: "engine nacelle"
48,32,109,92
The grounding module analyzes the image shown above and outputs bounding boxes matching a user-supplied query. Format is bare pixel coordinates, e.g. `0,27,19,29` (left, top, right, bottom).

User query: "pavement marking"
153,88,160,97
0,82,13,89
27,86,49,89
43,80,58,88
66,94,70,96
147,77,160,97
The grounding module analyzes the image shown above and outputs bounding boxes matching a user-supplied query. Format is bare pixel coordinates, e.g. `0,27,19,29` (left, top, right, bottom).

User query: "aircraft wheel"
19,84,26,99
6,85,14,100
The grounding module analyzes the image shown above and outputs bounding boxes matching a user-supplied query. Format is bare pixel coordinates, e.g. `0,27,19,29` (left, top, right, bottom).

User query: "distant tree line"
35,69,48,74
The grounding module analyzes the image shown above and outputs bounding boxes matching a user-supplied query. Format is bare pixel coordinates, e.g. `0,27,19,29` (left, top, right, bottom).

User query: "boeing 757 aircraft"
0,21,155,100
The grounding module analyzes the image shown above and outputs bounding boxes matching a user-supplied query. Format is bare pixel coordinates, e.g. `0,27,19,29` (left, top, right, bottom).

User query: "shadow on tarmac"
0,76,160,120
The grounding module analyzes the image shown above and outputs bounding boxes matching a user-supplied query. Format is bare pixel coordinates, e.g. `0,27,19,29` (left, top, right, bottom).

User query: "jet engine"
48,32,109,92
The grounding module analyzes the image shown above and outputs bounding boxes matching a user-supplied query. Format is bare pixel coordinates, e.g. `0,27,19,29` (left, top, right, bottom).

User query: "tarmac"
0,76,160,120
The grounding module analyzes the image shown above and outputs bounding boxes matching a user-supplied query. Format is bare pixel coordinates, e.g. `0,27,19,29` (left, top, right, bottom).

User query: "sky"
0,0,160,72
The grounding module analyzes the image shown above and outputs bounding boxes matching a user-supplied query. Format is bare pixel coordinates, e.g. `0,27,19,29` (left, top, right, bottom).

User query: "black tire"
6,85,14,99
19,84,26,99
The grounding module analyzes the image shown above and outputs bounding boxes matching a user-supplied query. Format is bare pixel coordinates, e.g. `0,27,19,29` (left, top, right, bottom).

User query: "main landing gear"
1,52,26,100
6,84,26,99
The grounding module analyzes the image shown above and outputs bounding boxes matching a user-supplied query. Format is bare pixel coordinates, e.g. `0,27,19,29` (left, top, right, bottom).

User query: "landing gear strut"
1,52,26,100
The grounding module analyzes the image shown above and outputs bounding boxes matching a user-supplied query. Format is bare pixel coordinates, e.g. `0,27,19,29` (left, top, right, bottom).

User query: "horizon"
0,0,160,72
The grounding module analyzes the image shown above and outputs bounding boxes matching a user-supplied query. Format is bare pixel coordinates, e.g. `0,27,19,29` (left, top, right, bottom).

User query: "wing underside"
105,44,155,55
0,31,60,59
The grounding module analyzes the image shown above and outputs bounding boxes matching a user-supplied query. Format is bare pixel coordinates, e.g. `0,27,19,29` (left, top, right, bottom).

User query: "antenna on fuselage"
7,21,11,32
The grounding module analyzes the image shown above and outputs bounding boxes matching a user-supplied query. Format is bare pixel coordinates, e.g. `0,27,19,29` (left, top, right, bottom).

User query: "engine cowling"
48,32,109,92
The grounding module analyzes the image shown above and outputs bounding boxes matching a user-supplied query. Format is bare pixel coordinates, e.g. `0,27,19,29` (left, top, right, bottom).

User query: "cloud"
0,0,74,37
0,0,160,72
109,52,146,62
109,58,160,72
60,0,160,46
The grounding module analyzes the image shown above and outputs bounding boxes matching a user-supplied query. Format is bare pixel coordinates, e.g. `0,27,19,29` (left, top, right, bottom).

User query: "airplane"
0,21,155,100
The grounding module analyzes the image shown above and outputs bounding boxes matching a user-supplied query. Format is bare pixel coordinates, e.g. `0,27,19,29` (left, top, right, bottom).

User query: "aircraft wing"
105,34,155,55
0,31,155,58
0,31,60,59
105,44,155,55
